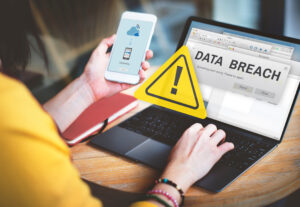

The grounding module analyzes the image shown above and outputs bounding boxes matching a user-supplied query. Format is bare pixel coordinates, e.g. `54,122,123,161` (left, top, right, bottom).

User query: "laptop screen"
181,20,300,140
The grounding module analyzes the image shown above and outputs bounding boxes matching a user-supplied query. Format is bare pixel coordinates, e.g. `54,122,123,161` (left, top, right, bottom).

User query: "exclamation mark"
171,66,183,95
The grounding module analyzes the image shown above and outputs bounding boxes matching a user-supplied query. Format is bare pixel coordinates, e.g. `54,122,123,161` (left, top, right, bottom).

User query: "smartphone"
104,11,157,84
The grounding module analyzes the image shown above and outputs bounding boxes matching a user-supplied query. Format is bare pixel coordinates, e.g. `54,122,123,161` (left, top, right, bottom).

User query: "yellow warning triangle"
135,45,207,119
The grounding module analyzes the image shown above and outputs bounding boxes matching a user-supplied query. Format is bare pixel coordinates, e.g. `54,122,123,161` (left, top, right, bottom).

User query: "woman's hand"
44,35,153,132
82,34,153,101
147,123,234,207
161,123,234,193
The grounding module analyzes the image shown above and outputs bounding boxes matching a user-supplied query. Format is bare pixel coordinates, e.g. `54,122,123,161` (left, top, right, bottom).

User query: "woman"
0,1,234,207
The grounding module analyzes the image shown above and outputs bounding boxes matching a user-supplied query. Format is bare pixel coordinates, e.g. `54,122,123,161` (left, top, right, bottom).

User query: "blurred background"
25,0,300,102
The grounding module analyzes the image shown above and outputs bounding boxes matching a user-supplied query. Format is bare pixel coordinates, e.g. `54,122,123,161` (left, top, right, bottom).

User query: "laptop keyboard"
119,106,276,171
218,136,274,170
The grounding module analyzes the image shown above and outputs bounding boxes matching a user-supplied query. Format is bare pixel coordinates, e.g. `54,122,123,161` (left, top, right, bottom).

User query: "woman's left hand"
82,34,153,101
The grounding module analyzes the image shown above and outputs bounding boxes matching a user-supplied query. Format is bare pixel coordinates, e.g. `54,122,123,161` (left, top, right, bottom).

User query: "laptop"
91,17,300,192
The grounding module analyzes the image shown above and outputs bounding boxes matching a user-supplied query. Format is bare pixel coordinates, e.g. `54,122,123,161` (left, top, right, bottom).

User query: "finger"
105,34,116,47
174,123,203,155
180,123,203,145
145,50,153,60
96,34,116,55
201,124,217,139
187,123,203,136
211,129,226,145
218,142,234,158
141,61,150,71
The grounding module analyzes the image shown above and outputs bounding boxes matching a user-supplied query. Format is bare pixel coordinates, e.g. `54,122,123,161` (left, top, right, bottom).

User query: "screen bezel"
176,16,300,143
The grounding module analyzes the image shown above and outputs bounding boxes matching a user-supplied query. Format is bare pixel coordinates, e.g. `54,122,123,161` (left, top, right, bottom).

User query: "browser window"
184,21,300,140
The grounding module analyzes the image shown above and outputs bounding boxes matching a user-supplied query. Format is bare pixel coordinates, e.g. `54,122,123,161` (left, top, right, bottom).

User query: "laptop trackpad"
91,127,148,155
126,139,171,170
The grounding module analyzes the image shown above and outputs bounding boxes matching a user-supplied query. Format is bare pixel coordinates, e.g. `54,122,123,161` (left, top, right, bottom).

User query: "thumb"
95,34,116,56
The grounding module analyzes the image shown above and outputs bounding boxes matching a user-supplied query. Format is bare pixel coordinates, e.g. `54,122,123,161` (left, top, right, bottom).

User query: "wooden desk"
71,67,300,207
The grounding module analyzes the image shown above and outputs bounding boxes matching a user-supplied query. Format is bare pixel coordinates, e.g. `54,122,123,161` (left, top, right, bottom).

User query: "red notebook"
62,93,138,145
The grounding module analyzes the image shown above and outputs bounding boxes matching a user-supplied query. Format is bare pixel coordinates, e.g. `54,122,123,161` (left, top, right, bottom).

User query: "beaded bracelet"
148,189,179,207
155,178,184,206
146,194,172,207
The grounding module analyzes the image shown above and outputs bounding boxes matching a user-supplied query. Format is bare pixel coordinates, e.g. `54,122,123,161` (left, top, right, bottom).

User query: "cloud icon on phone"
127,25,140,36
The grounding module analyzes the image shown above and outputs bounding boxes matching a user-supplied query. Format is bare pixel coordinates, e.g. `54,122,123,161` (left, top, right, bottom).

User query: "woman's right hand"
161,123,234,193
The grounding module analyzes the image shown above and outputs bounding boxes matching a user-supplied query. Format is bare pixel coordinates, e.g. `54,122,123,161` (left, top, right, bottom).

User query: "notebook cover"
62,93,137,143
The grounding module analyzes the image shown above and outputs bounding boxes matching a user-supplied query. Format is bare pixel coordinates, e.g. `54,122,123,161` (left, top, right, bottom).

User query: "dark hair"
0,0,47,76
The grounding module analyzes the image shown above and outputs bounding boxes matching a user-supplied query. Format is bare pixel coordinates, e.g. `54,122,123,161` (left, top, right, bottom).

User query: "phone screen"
107,18,154,75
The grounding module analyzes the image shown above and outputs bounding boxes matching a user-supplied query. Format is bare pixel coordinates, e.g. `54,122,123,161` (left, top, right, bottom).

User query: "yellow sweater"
0,74,156,207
